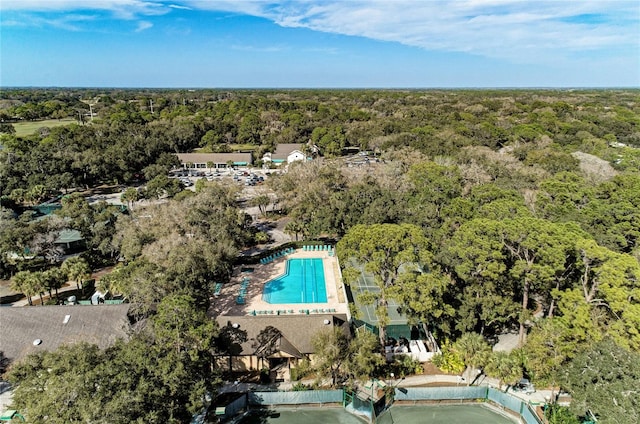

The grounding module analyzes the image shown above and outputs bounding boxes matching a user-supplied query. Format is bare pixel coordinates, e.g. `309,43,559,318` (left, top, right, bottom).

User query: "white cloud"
3,12,98,31
186,0,639,63
168,4,192,10
2,1,637,65
136,20,153,32
0,0,171,19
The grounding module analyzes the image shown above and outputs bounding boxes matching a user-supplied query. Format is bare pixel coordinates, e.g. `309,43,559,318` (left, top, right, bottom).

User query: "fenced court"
378,404,517,424
223,387,540,424
348,262,408,337
235,404,517,424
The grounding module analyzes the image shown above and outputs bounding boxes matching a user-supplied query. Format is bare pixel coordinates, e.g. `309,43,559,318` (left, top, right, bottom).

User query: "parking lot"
170,168,278,189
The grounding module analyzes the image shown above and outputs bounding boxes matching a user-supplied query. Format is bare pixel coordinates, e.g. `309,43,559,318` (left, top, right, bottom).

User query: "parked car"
512,378,535,394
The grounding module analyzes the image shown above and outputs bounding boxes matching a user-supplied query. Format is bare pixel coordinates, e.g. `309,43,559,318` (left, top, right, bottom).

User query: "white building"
262,143,307,166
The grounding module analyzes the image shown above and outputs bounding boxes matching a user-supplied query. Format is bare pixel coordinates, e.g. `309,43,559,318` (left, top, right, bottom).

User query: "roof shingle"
0,304,131,363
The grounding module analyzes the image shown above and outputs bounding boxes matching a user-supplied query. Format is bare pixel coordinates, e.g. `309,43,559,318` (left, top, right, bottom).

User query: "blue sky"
1,1,639,88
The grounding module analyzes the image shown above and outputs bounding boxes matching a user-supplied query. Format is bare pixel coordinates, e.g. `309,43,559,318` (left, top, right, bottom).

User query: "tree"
284,219,305,241
447,218,583,345
10,270,38,306
561,339,640,424
338,223,430,350
142,174,181,199
7,343,103,423
57,193,95,239
545,403,580,424
446,219,517,336
523,318,568,389
0,351,9,375
345,329,385,383
29,271,46,306
252,325,283,364
555,239,640,351
152,293,216,358
453,332,491,378
215,321,248,372
391,269,457,337
120,187,139,209
249,191,271,219
0,122,16,134
61,256,91,292
500,219,580,345
42,267,65,300
406,160,462,231
311,327,350,387
485,351,523,391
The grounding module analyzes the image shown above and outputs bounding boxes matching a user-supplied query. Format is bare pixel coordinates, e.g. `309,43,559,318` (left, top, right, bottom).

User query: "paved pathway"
218,371,553,405
8,283,78,307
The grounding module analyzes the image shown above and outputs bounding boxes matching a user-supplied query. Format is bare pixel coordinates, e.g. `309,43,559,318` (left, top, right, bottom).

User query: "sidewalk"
8,283,78,307
218,372,552,405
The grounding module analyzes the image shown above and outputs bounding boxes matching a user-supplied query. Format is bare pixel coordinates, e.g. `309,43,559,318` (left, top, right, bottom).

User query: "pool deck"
210,249,349,318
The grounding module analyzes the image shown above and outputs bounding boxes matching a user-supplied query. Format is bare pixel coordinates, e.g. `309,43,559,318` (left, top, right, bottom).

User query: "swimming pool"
263,258,327,304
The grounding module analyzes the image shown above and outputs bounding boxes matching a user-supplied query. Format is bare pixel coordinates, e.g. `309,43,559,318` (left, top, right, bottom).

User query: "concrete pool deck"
210,249,349,318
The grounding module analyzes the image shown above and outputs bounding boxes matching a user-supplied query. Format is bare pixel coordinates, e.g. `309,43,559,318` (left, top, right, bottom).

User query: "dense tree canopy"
2,88,639,421
7,295,221,424
561,339,640,423
338,223,431,348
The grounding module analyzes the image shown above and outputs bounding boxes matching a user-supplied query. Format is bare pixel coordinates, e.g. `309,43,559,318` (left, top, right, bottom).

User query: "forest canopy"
1,88,639,422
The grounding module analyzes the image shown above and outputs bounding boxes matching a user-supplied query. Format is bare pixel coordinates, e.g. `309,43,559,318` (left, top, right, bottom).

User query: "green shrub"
432,340,465,374
391,354,423,377
291,382,310,391
545,403,580,424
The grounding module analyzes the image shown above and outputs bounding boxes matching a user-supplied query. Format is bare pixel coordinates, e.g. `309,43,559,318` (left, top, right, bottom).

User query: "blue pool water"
263,258,327,304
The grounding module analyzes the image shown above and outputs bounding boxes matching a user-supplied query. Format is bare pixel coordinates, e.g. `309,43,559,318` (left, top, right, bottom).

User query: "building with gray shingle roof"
215,314,349,376
0,304,131,364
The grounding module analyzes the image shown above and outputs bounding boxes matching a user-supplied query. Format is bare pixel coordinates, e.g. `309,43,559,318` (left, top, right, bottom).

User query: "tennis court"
348,262,409,338
236,404,517,423
378,404,517,423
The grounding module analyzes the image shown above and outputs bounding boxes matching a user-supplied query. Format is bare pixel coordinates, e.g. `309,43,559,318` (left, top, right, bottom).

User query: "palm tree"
454,332,491,384
95,271,126,299
42,268,66,300
10,271,34,306
120,187,139,210
61,256,92,293
485,351,523,391
284,220,304,241
31,271,46,306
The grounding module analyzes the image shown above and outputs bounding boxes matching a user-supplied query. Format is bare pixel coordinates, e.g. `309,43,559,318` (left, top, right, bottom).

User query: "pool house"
215,314,349,380
211,245,350,380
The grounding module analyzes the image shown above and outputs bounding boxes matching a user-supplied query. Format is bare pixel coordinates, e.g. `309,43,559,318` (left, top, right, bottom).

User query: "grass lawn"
196,144,259,153
13,118,77,137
